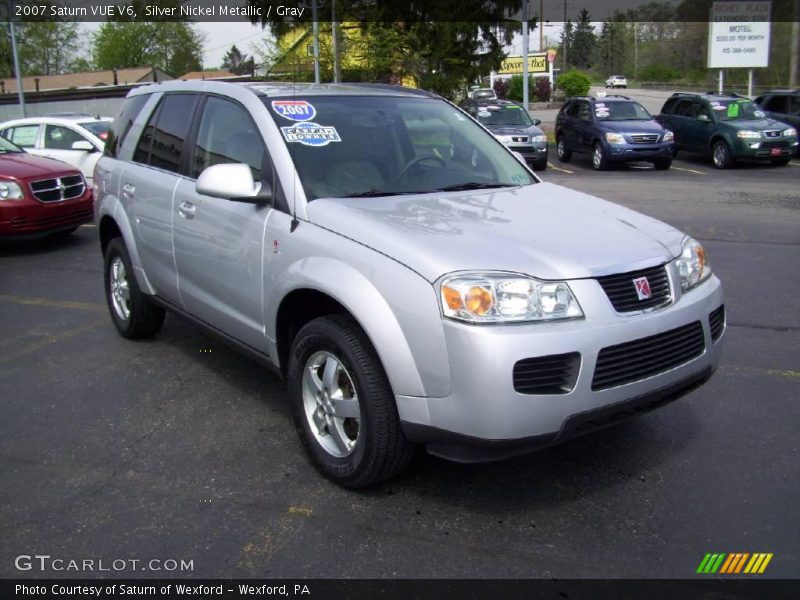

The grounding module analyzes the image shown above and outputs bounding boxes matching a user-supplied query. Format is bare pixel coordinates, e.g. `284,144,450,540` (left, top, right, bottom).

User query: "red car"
0,136,93,237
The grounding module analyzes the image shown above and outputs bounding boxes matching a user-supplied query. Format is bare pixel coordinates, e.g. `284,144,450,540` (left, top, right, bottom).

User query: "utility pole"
9,20,25,116
539,0,544,51
522,0,529,109
633,22,638,81
563,0,568,72
790,0,799,88
332,0,341,83
311,0,320,84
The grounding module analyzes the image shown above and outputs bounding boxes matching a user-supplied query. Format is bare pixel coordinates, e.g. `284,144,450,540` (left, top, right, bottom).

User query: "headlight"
736,130,761,139
530,135,547,143
440,272,583,323
605,132,625,144
675,237,711,291
0,181,24,200
662,130,674,142
784,127,797,138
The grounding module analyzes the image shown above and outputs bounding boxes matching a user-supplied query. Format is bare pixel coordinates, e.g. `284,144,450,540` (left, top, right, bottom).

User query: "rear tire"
288,314,414,488
103,238,165,339
653,159,672,170
712,139,734,169
556,137,572,162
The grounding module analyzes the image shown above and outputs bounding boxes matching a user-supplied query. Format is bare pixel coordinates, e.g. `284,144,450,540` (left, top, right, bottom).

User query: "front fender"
97,194,157,296
267,256,450,401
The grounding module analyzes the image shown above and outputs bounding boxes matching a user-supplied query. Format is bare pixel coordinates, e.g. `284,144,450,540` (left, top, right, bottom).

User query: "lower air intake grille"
592,322,705,391
513,352,581,395
709,305,725,343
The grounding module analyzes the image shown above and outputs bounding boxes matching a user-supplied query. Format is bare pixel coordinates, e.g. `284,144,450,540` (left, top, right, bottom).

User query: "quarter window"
105,94,148,158
191,96,265,180
2,124,39,148
148,94,198,173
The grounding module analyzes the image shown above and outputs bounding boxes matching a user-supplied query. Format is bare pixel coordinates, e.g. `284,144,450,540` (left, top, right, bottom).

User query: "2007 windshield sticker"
281,122,341,147
271,100,317,122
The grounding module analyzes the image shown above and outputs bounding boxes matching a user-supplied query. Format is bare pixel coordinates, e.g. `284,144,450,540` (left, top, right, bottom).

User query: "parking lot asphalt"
1,158,798,580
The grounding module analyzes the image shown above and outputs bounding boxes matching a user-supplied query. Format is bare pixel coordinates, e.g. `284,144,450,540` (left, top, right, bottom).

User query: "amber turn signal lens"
465,286,492,315
442,286,463,311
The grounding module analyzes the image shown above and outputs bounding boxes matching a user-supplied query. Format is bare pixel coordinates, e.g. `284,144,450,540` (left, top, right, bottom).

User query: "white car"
0,113,112,185
605,75,628,89
470,88,498,101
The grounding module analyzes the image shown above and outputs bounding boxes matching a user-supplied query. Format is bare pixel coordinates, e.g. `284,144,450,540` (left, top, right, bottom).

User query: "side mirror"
71,140,95,152
196,163,271,205
697,114,710,122
532,118,542,126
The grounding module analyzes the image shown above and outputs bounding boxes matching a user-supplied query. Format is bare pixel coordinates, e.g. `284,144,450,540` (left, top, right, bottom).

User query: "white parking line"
81,223,96,228
547,162,574,174
671,166,707,175
789,161,800,167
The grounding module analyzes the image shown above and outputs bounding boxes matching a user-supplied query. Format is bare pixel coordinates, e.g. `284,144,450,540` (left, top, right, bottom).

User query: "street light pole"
522,0,529,109
311,0,320,84
9,20,25,116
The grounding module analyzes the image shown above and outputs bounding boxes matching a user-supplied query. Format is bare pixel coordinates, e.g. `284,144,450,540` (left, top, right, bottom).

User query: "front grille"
596,264,671,313
511,136,529,143
10,208,93,229
763,130,782,138
29,175,85,203
592,321,705,390
709,305,725,343
760,141,789,150
513,352,581,395
630,133,660,144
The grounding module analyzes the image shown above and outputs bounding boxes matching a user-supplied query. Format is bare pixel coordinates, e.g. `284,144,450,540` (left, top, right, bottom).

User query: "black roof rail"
600,94,632,100
705,90,742,97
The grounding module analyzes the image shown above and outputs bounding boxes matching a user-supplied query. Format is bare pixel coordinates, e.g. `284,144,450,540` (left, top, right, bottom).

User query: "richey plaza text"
14,583,311,597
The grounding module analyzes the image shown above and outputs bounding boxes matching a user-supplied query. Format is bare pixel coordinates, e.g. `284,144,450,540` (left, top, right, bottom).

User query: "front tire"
712,139,734,169
653,158,672,170
288,314,414,488
556,136,572,162
592,142,610,171
531,161,547,171
103,238,165,339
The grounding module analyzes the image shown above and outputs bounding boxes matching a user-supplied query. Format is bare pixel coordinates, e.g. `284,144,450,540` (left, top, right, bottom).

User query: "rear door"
123,93,200,303
173,94,274,350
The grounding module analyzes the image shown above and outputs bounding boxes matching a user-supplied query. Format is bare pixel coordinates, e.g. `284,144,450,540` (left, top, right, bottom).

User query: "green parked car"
657,92,798,168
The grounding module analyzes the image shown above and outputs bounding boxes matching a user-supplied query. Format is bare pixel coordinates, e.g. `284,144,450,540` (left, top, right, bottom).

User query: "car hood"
0,152,80,180
600,120,665,134
306,183,685,282
724,118,792,131
485,124,545,137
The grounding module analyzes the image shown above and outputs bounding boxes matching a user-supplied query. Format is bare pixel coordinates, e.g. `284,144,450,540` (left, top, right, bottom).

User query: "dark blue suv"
555,96,675,170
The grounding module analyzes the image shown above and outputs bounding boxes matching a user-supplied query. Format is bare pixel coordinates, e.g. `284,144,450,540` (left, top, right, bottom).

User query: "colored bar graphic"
701,552,774,575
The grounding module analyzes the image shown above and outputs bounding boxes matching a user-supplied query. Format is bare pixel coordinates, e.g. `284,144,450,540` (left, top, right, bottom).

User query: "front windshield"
594,101,652,121
712,99,766,121
265,95,535,201
476,104,533,127
0,136,23,153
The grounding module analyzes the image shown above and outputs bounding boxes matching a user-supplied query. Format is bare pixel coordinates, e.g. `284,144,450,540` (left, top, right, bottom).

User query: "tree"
221,45,255,75
19,21,84,76
595,19,627,77
93,22,204,77
560,19,574,71
570,9,595,70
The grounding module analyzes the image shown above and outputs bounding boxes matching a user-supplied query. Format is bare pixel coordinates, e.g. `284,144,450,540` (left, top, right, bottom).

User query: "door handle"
122,183,135,197
178,201,196,218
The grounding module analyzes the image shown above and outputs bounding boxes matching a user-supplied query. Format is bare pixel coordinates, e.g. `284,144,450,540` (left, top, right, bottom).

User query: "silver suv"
95,82,725,487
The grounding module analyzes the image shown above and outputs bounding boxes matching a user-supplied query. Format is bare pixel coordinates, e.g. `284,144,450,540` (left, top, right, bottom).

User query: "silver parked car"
95,81,725,487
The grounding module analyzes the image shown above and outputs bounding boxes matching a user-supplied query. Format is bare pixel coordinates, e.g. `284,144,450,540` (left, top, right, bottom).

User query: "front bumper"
607,142,675,162
0,191,94,237
397,267,724,458
734,138,798,159
506,142,548,165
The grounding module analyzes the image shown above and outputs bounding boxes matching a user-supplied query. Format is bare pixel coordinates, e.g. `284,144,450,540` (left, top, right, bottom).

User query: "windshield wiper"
341,189,422,198
434,182,516,192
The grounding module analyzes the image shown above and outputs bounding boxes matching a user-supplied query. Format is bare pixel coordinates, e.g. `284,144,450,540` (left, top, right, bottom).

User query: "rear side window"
105,94,148,158
661,98,678,114
133,94,198,173
763,95,787,112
